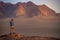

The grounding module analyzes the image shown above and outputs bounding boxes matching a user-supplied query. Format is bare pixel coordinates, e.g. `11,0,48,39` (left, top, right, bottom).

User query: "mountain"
0,1,58,18
56,13,60,16
14,1,39,17
0,1,16,18
0,2,5,18
14,2,26,16
38,5,56,16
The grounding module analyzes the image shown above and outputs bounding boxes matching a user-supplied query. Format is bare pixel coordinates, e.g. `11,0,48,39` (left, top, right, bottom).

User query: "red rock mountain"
14,2,26,16
0,1,58,18
38,5,56,16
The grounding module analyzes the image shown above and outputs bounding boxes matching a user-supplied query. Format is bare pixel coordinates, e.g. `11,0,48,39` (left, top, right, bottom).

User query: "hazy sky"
0,0,60,13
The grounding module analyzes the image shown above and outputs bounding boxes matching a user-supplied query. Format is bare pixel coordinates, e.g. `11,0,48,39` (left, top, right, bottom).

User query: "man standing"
10,18,14,26
10,18,15,34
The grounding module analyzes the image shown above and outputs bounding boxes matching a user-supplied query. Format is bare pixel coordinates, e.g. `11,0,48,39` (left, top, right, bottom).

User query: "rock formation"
0,1,59,18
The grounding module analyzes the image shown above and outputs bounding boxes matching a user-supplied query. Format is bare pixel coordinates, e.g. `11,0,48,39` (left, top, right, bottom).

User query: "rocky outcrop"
0,33,24,40
0,34,60,40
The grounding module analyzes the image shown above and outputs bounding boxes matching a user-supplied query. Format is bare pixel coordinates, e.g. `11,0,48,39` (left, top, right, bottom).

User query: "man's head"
11,18,14,21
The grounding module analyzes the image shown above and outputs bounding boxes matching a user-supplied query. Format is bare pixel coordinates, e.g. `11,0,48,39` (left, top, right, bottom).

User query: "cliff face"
14,3,26,16
0,1,58,18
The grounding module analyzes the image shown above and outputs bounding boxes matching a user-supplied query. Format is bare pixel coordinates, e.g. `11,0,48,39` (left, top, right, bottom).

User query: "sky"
0,0,60,13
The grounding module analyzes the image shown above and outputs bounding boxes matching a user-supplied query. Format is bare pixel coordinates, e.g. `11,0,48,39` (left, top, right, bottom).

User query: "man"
10,18,14,26
10,18,15,34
